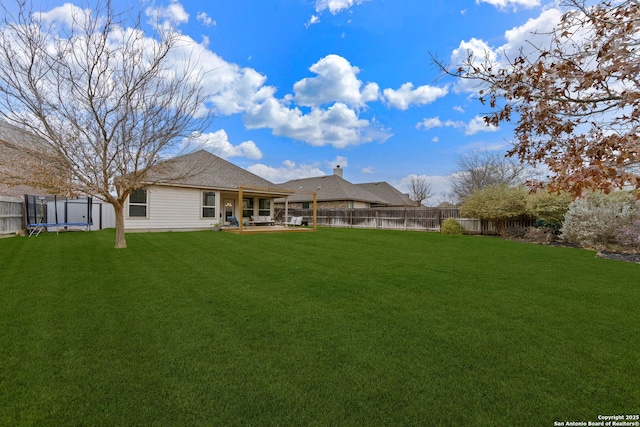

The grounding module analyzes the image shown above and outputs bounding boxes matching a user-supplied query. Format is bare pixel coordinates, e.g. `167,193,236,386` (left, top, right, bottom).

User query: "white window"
202,191,216,218
258,198,271,216
129,189,147,217
242,198,254,218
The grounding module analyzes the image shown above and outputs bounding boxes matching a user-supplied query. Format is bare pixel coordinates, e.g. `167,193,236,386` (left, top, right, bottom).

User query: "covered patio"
227,185,318,234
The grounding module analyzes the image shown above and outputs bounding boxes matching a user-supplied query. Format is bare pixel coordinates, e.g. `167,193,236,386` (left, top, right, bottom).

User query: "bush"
441,218,465,235
526,189,573,224
500,225,528,239
525,226,558,244
460,184,528,232
561,191,639,249
533,219,562,235
616,219,640,251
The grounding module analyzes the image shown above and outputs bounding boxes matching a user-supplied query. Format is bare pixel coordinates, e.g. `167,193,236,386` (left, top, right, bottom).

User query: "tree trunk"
113,202,127,249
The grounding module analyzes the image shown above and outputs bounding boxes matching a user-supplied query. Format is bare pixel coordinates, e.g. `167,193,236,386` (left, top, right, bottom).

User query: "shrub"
616,219,640,251
441,218,465,235
561,192,639,249
526,189,573,224
460,184,528,233
500,225,528,239
525,226,558,244
533,219,562,235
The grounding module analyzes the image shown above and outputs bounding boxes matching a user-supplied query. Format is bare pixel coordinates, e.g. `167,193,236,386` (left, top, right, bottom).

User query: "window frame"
242,197,254,218
128,189,148,218
258,198,271,216
202,191,216,218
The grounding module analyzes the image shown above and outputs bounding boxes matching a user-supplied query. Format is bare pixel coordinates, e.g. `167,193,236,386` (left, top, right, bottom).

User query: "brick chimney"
333,165,343,178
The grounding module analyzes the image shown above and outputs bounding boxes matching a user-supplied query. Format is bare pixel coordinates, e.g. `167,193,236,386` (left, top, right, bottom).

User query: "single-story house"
276,166,418,209
355,181,419,208
124,150,295,231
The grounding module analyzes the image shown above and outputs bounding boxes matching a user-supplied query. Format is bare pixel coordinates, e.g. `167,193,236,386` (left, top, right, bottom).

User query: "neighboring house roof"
147,150,290,194
356,182,418,207
278,174,388,204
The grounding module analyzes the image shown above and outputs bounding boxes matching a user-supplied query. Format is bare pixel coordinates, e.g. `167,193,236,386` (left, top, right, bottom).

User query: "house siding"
124,185,221,231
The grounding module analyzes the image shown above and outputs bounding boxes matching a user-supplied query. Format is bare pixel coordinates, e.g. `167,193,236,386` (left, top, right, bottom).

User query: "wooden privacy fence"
277,207,536,234
0,196,23,235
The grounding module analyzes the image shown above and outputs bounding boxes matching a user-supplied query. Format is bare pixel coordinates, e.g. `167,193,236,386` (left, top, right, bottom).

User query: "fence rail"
0,196,23,235
278,207,535,234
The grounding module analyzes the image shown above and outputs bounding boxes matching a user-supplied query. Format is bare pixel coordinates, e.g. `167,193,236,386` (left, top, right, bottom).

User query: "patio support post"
312,192,317,230
284,196,289,226
238,187,243,232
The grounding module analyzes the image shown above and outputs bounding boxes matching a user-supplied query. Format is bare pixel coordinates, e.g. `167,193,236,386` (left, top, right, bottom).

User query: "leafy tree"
526,188,573,224
451,151,534,203
439,0,640,196
0,0,209,248
460,184,528,233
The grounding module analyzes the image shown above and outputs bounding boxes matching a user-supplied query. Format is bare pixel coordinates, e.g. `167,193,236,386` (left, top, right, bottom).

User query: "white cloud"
191,130,263,160
35,3,90,29
26,3,392,151
361,166,375,174
185,44,275,116
449,37,499,80
248,160,325,183
292,54,379,108
196,12,216,27
305,15,321,28
179,50,391,149
458,140,509,153
146,0,189,27
327,156,348,168
416,115,498,135
464,115,499,135
416,117,464,130
315,0,370,14
451,9,563,93
501,9,564,59
383,83,449,110
244,99,390,148
476,0,541,10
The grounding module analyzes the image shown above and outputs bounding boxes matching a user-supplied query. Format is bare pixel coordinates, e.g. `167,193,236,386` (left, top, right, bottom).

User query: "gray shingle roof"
278,175,387,204
356,182,417,207
148,150,289,193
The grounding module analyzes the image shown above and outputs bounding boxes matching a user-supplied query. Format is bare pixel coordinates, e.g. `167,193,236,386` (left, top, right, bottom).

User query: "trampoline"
25,194,93,236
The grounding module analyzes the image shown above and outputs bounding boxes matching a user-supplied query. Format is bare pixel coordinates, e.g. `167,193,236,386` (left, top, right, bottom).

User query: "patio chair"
285,216,303,227
227,216,246,227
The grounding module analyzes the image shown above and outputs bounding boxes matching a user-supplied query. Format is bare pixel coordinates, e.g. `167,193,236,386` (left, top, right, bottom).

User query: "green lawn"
0,228,638,426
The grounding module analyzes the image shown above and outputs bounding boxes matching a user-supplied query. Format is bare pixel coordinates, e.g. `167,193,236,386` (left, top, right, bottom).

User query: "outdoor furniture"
285,216,303,227
249,215,275,226
227,216,246,227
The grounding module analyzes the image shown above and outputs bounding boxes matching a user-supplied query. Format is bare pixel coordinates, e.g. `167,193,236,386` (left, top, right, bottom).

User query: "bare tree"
0,0,210,248
435,0,640,196
451,151,534,202
408,175,433,206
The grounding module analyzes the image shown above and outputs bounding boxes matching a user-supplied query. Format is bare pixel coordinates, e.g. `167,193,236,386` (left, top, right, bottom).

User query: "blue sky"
9,0,566,201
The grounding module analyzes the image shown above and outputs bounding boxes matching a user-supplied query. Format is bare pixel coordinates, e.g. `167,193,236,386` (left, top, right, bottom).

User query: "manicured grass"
0,228,638,426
